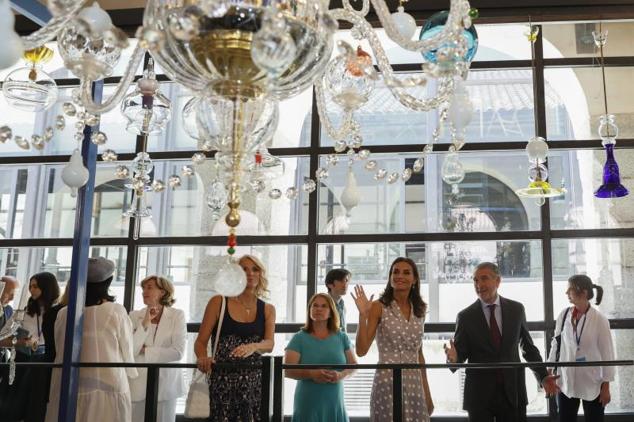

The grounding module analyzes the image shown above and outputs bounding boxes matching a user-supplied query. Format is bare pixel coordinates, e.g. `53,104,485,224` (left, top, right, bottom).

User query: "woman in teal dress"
285,293,357,421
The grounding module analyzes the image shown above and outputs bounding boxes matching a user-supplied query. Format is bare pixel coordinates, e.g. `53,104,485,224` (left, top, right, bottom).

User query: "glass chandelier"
1,0,477,292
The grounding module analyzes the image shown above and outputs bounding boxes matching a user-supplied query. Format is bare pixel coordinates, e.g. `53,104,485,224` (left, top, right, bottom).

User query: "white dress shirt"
548,306,615,401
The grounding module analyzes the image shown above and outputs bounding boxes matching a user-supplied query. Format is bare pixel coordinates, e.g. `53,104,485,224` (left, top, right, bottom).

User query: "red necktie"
488,304,502,350
488,304,504,384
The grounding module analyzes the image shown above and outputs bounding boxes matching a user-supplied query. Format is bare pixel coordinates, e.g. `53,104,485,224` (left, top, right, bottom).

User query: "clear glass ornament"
442,152,465,185
334,140,348,153
285,187,299,200
90,131,107,145
55,115,66,130
31,135,45,150
168,175,182,189
181,165,195,177
63,102,77,116
413,157,424,173
268,189,282,199
387,172,399,184
302,179,317,193
101,149,118,161
115,165,130,179
402,168,413,182
325,45,375,111
151,179,166,192
14,136,29,150
358,149,370,160
326,154,339,167
57,14,122,80
598,114,618,146
528,164,548,183
365,160,377,171
375,168,387,180
207,181,227,212
0,126,12,143
2,65,58,112
251,10,297,79
192,152,206,165
132,152,154,175
315,167,329,180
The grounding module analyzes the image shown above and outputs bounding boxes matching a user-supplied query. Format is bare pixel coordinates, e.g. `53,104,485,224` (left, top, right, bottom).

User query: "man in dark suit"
444,262,559,422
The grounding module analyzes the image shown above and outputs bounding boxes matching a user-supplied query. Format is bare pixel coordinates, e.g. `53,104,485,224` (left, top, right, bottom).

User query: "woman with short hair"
129,275,187,422
285,293,357,421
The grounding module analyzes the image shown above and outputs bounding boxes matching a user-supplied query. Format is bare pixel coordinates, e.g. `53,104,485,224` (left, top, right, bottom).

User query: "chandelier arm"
20,0,90,50
367,0,471,52
342,0,370,16
79,44,146,114
333,9,458,112
315,79,355,141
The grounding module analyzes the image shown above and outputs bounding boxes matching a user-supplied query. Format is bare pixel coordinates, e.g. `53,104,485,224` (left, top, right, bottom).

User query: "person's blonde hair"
303,293,340,333
239,255,270,299
140,275,176,307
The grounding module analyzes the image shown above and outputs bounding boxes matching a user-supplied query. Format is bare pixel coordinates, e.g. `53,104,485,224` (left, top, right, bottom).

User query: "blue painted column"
9,0,52,26
57,81,103,422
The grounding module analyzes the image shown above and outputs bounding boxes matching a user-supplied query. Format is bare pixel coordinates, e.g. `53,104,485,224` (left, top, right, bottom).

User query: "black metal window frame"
5,7,634,420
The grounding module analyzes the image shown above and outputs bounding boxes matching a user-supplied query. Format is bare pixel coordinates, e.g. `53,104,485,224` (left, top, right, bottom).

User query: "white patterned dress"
370,301,429,422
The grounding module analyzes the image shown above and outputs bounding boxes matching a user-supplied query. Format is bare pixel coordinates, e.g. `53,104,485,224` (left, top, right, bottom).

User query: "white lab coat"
46,302,138,422
128,306,187,414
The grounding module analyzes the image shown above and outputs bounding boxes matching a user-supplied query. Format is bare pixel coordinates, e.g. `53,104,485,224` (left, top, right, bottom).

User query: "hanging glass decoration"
419,10,479,64
592,27,629,199
121,58,172,135
391,0,417,40
515,136,565,202
442,151,466,196
2,46,58,112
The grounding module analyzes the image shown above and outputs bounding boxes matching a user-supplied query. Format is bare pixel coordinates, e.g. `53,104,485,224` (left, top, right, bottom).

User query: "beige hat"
87,257,115,283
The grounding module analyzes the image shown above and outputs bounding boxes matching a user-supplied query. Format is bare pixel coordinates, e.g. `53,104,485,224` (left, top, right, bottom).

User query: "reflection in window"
318,240,544,323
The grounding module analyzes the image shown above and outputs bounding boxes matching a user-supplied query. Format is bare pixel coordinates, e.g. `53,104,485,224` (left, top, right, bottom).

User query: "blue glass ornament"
594,144,629,198
419,10,478,63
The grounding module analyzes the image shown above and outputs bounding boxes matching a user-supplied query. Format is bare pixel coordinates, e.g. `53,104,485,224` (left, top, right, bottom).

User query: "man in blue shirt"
325,269,351,332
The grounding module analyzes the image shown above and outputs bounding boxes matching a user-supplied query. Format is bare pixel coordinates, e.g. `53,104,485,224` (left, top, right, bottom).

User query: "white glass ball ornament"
213,257,247,297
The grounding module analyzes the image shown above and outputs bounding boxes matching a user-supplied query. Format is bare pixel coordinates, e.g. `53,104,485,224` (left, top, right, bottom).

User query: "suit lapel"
500,296,513,353
154,307,173,345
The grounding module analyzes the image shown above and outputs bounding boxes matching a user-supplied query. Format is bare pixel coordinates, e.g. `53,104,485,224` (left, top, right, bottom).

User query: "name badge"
575,356,587,362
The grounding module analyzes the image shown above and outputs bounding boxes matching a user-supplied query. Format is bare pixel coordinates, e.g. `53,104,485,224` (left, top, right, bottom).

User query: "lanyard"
572,310,587,349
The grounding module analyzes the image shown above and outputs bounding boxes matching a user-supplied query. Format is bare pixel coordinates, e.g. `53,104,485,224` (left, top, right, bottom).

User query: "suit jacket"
129,306,187,402
453,296,547,411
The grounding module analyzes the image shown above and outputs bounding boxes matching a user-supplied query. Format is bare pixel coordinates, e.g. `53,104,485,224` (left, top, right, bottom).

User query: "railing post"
272,355,284,422
260,356,273,421
144,366,160,422
392,367,403,422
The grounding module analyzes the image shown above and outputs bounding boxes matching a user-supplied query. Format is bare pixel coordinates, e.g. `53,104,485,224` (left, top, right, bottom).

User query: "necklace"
235,296,256,314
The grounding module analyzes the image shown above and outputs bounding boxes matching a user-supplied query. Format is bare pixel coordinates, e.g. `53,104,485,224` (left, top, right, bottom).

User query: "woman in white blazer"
129,275,187,422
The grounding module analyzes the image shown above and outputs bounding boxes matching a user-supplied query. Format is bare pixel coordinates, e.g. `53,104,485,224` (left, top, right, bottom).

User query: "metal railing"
2,359,632,422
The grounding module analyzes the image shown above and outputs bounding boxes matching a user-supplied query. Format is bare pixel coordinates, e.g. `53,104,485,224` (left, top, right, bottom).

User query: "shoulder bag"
184,296,226,419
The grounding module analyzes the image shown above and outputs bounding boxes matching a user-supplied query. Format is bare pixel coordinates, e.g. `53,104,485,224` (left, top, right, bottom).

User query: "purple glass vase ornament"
594,114,629,198
595,144,629,198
